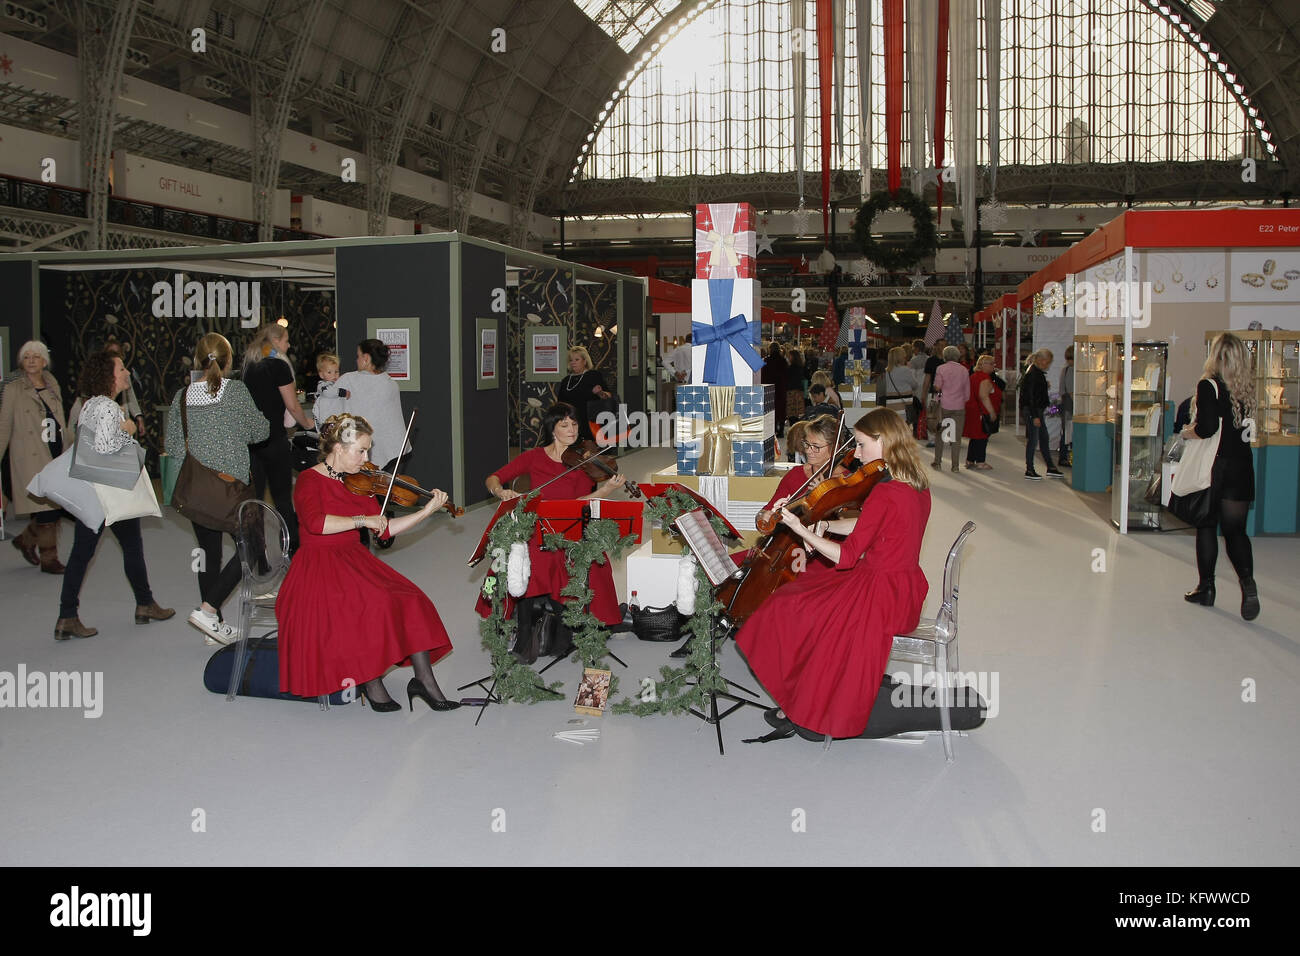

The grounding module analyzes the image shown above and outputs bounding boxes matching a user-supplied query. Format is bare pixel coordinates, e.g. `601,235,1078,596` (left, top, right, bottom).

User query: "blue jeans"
1025,417,1054,470
59,518,154,618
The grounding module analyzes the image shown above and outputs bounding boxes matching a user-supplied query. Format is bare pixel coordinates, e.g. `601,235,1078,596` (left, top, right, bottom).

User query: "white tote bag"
1170,379,1221,497
92,467,162,525
27,447,107,531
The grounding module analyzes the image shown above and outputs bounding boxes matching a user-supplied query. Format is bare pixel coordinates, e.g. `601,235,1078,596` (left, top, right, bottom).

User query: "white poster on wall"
1230,249,1300,302
377,328,410,380
1143,250,1226,303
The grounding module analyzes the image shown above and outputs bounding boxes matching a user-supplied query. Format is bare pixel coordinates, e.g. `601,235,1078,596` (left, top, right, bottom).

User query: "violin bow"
530,442,617,498
379,408,418,516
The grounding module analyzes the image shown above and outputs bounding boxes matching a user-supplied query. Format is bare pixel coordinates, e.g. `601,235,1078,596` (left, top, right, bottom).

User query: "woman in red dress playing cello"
277,414,459,713
477,402,627,627
735,408,931,740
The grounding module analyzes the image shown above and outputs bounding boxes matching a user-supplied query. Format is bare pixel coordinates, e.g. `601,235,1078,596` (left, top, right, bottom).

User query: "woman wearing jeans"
55,349,174,639
167,334,270,644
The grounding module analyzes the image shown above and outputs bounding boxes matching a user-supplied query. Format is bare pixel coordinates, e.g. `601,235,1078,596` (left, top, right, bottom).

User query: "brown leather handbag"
171,392,255,533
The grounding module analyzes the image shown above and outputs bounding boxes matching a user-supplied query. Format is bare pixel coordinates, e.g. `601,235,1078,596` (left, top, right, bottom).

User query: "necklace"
324,462,346,481
564,371,584,390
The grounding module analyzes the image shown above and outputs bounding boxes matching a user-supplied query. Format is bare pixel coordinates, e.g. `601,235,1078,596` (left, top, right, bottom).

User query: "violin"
561,439,643,500
343,462,465,519
715,456,888,627
755,448,856,534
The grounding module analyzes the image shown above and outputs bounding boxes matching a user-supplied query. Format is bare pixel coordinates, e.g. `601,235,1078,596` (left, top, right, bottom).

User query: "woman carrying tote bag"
1175,333,1259,620
166,334,270,645
53,348,173,640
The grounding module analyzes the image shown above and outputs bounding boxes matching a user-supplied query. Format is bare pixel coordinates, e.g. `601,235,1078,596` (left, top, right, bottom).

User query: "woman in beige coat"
0,341,69,572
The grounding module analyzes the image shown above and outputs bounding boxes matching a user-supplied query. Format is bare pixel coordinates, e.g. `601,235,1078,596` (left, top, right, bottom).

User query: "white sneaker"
188,608,240,646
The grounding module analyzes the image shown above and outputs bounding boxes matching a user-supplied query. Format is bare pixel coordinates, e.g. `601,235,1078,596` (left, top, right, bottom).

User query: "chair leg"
225,594,254,702
936,644,954,763
318,695,329,711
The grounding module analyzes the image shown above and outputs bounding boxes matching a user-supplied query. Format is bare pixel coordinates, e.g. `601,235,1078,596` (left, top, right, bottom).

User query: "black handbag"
981,412,1000,435
1167,489,1214,526
630,604,685,642
203,637,351,705
512,596,574,664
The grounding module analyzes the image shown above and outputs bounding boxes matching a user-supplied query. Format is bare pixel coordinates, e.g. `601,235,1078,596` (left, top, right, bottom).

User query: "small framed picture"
573,667,612,717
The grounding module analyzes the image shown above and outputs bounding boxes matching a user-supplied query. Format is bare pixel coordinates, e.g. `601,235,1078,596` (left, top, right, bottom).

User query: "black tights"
1195,499,1253,584
362,650,447,703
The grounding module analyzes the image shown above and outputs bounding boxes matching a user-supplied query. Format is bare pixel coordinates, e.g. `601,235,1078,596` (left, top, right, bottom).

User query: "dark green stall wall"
460,243,508,502
335,243,451,500
0,260,39,368
619,278,646,423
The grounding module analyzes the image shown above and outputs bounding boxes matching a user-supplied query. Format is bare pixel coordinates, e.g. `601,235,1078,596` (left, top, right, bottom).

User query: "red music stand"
468,497,645,567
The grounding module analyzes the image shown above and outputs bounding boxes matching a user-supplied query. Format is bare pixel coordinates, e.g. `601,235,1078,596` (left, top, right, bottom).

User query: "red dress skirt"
277,467,453,697
473,447,623,626
735,480,931,737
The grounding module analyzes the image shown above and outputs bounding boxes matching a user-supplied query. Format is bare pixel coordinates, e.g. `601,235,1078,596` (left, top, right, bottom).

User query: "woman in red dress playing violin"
477,402,627,627
755,414,849,578
736,408,931,740
277,414,459,713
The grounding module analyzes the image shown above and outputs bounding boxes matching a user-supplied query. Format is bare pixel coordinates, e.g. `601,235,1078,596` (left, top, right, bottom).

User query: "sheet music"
674,509,738,586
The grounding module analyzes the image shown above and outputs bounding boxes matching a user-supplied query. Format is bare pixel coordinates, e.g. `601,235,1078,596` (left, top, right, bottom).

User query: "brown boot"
35,521,65,575
54,617,98,640
11,522,39,566
134,602,176,624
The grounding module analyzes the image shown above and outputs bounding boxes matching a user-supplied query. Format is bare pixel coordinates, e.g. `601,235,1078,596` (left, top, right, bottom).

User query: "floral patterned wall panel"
508,268,617,450
39,270,335,475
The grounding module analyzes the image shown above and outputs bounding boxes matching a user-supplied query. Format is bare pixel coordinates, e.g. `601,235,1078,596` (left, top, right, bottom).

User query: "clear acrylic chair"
226,499,327,708
880,520,977,762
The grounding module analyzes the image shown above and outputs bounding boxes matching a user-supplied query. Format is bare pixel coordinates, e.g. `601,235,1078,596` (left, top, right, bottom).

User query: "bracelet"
352,516,362,529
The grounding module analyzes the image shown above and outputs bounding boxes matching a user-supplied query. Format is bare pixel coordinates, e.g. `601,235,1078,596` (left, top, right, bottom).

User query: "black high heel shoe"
407,678,461,712
358,683,401,713
1184,581,1215,606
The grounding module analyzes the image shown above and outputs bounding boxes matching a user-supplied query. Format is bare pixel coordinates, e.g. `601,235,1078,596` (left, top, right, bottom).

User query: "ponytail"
194,333,233,396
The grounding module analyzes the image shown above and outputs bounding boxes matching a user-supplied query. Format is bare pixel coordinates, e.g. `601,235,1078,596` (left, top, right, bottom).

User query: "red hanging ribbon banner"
934,0,950,218
883,0,904,195
816,0,834,243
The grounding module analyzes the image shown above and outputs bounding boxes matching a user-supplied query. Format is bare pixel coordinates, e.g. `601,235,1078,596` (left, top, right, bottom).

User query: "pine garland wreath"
547,516,640,699
477,498,564,703
612,488,737,717
851,188,938,272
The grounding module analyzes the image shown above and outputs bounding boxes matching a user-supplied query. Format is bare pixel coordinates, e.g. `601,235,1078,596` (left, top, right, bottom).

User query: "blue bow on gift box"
847,328,869,361
692,279,764,386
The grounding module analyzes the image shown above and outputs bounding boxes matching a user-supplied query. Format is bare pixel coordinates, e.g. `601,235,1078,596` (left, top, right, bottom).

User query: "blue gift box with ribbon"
675,383,774,476
690,278,763,387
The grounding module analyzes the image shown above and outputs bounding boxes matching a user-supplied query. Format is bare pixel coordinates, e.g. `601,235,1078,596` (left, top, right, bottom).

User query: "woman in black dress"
1182,332,1259,620
556,346,611,444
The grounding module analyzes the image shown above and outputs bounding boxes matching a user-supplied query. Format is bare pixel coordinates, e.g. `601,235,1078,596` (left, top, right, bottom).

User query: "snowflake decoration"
847,258,879,285
791,204,811,236
981,199,1008,232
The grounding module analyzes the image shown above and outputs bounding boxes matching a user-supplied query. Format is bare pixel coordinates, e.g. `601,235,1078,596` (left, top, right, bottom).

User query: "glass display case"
1258,331,1299,446
1072,335,1118,424
1111,340,1168,530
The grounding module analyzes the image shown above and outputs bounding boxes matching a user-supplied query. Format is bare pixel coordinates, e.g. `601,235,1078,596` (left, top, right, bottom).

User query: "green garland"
612,488,738,717
851,188,937,272
547,516,640,700
476,497,564,704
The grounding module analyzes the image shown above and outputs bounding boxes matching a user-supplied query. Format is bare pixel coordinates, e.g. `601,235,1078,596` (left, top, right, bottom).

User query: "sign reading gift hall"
696,202,757,280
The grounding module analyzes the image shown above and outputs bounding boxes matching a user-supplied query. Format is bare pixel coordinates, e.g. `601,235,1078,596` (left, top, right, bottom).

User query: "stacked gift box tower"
675,201,775,478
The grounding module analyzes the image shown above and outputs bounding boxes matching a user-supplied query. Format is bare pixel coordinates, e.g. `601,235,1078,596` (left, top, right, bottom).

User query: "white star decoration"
755,229,774,255
908,268,931,291
1019,227,1039,247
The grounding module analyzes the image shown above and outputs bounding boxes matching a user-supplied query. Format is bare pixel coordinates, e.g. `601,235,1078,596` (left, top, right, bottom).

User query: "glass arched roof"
577,0,1260,182
574,0,685,52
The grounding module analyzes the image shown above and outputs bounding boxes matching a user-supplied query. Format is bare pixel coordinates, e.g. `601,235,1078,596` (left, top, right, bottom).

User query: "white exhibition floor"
1,438,1296,867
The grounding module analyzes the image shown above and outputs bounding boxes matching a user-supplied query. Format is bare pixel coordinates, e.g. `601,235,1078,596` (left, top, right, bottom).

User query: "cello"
714,453,889,629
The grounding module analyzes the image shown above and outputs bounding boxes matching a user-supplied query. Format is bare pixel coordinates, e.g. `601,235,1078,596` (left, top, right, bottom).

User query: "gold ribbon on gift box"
675,385,768,475
847,362,868,407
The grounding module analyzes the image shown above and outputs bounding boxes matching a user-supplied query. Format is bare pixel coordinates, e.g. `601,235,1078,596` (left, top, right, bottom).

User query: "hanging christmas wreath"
851,189,938,272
